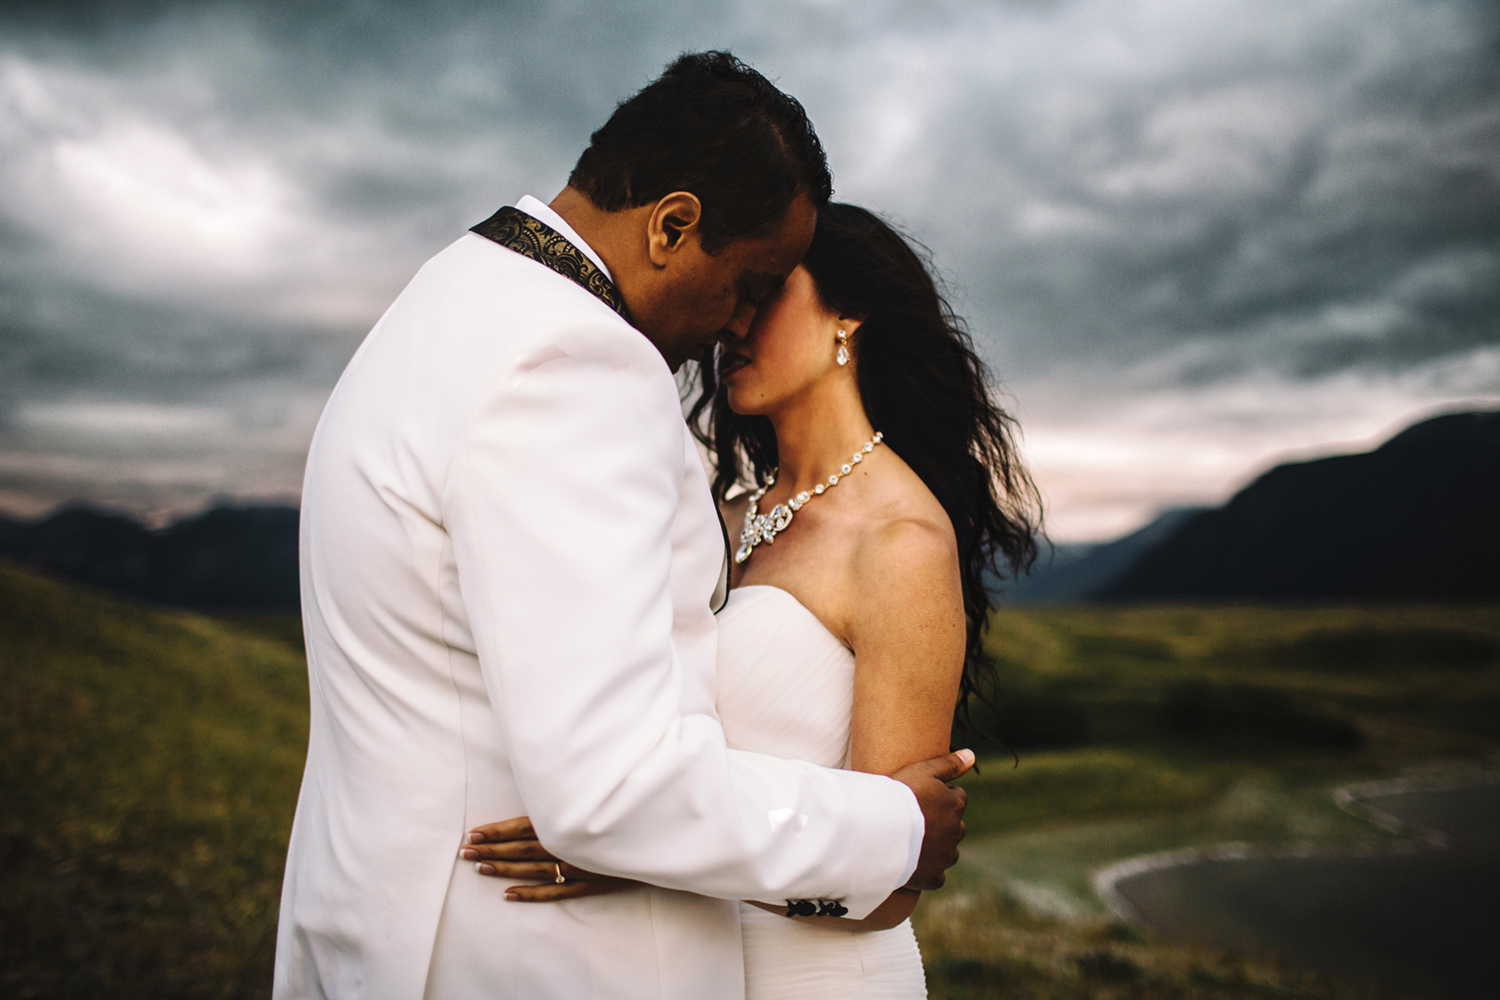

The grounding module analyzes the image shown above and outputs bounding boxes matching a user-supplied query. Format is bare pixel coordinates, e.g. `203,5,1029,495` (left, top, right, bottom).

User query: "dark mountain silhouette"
997,507,1205,603
0,504,300,611
1098,410,1500,601
3,408,1493,610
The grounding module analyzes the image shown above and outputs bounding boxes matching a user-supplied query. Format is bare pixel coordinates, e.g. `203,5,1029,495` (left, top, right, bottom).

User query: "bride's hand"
462,816,643,902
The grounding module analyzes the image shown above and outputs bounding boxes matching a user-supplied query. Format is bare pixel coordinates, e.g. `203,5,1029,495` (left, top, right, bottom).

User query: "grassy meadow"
3,555,1498,997
917,605,1500,999
0,559,307,998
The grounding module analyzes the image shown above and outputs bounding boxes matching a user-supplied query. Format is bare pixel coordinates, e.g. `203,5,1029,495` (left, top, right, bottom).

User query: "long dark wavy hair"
689,202,1043,739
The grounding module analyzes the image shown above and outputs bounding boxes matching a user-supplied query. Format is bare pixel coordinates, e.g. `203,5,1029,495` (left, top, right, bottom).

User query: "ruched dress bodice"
716,585,928,999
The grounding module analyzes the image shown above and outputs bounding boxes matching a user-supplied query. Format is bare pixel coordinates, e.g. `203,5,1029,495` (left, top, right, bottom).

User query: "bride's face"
717,265,846,416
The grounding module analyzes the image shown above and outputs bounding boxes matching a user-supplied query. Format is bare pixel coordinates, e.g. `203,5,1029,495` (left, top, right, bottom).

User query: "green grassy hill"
4,554,1497,998
0,558,308,998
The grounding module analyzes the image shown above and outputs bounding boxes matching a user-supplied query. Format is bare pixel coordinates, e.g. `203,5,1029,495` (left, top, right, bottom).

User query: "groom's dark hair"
569,51,833,254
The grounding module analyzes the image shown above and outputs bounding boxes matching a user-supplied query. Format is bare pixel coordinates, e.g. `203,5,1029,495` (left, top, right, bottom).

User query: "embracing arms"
446,332,966,915
465,434,972,926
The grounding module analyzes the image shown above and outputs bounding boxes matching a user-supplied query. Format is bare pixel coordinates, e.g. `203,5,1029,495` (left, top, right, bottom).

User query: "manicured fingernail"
505,892,519,901
476,863,494,875
469,832,484,844
460,849,477,860
957,749,975,766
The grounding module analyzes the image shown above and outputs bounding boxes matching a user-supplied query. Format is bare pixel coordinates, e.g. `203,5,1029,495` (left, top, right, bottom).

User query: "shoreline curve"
1092,766,1500,924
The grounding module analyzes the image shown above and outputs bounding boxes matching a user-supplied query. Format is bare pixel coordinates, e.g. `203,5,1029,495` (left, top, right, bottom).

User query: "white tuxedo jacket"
273,225,922,1000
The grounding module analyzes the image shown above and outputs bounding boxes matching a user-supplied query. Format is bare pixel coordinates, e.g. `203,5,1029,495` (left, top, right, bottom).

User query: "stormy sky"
1,0,1497,539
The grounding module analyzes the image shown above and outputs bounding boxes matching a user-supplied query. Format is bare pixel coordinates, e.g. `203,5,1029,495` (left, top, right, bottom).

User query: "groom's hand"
893,748,974,891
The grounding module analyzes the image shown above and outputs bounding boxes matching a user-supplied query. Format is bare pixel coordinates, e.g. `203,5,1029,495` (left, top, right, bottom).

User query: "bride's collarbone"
731,536,858,643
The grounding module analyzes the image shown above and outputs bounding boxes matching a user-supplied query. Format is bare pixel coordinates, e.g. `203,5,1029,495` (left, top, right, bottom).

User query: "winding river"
1113,783,1500,999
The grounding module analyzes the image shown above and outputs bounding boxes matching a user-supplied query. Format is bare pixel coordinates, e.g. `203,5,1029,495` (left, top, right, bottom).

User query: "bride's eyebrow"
743,270,786,304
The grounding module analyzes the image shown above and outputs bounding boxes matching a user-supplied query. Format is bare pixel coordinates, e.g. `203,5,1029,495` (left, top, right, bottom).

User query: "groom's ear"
647,191,704,265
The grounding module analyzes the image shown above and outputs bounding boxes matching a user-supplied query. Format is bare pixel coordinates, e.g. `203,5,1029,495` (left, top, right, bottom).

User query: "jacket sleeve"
443,329,921,918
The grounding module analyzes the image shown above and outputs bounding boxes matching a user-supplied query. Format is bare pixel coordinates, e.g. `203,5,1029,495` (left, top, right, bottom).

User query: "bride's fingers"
504,878,633,902
460,840,555,862
473,860,593,881
473,860,561,880
467,816,536,844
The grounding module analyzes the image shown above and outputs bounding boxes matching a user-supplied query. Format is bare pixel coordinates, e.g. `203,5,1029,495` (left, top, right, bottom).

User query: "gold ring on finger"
555,863,566,884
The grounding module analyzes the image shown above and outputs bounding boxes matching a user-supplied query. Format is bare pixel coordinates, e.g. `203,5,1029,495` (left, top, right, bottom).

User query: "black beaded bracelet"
784,898,848,918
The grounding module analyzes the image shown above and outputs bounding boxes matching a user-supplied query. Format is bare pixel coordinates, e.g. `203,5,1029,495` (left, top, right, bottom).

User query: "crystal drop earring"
836,329,850,366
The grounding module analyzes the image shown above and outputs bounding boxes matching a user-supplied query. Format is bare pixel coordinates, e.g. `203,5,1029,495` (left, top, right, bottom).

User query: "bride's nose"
722,300,757,341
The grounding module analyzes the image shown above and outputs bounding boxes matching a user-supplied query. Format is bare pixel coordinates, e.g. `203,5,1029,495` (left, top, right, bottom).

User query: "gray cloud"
900,0,1500,378
0,0,1496,533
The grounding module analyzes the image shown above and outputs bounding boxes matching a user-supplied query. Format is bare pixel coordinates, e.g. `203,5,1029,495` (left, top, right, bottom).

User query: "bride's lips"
718,350,751,379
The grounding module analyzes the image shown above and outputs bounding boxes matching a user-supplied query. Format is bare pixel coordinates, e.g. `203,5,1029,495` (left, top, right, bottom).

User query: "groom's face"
634,193,818,372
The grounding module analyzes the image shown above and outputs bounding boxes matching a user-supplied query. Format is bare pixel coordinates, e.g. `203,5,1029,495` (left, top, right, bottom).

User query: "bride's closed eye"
742,272,787,309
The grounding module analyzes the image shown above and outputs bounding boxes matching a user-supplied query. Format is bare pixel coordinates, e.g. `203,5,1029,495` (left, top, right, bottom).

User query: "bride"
465,202,1041,998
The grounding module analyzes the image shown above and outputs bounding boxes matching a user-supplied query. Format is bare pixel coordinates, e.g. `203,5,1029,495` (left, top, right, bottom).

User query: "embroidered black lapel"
470,206,629,320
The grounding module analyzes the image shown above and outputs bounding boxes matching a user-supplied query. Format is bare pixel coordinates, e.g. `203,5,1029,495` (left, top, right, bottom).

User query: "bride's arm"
765,516,966,931
465,515,966,914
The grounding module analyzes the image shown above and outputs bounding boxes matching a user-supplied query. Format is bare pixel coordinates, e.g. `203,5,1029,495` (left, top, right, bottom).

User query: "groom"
274,51,971,1000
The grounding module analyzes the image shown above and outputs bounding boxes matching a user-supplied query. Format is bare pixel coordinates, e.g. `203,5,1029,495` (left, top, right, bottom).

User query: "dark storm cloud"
0,0,757,514
863,0,1500,383
0,0,1497,527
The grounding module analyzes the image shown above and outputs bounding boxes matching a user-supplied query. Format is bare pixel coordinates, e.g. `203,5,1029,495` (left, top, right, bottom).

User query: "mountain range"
1098,409,1499,601
0,504,300,611
1,409,1495,610
1005,409,1499,602
997,507,1205,604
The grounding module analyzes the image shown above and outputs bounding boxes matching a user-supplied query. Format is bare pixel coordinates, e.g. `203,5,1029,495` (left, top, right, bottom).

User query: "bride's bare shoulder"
864,451,955,551
841,478,964,664
846,457,961,604
855,510,958,589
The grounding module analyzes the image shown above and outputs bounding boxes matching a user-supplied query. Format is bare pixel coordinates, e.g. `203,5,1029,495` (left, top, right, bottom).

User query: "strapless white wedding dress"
716,585,928,999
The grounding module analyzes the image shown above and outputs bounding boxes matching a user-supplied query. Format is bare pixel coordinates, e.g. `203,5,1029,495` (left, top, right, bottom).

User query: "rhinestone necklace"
734,432,883,564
